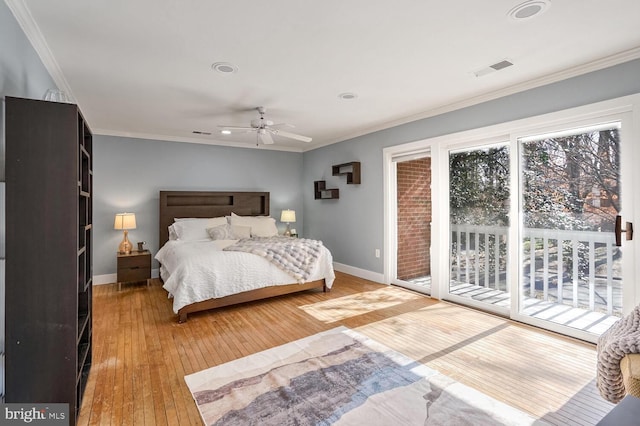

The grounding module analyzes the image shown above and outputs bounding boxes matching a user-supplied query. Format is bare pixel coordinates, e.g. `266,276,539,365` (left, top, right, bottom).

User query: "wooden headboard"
159,191,270,247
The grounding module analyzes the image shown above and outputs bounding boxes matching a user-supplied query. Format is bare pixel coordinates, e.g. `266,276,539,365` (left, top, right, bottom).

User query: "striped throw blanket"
223,236,323,282
597,304,640,403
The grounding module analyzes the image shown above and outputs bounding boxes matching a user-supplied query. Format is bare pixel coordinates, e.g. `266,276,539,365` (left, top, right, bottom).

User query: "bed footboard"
176,279,327,322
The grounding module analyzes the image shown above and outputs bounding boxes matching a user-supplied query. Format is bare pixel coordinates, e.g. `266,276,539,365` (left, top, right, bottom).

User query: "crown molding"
5,0,76,101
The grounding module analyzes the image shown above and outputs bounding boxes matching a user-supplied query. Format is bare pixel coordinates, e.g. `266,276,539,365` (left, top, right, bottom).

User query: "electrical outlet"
375,249,380,258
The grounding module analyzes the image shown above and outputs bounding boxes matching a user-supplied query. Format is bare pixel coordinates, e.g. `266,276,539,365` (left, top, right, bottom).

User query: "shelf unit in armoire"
5,96,93,425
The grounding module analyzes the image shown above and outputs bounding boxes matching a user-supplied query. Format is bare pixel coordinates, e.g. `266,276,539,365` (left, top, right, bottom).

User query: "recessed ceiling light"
211,62,238,74
220,129,232,135
507,0,550,21
338,92,358,100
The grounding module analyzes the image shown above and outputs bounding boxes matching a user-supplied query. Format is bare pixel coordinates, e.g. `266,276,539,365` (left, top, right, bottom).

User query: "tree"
521,128,620,231
449,146,510,226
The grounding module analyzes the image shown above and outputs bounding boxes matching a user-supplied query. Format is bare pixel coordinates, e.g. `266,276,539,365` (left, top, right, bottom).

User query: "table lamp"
114,212,136,254
280,209,296,236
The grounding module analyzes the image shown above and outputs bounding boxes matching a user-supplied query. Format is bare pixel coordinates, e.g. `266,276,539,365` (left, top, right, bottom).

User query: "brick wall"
397,158,431,280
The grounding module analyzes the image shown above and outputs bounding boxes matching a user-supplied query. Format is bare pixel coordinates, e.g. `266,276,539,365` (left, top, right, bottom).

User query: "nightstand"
117,250,151,290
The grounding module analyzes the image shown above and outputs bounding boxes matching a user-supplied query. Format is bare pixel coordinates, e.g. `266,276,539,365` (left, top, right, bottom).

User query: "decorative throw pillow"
207,224,251,240
229,213,278,237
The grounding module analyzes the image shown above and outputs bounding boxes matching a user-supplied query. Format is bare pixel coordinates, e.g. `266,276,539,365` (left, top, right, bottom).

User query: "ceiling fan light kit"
218,106,312,146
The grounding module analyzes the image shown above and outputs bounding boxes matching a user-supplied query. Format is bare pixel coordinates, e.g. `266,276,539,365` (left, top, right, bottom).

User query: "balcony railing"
451,224,509,292
450,224,622,317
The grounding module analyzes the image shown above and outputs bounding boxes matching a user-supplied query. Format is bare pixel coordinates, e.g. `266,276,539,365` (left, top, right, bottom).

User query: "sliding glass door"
447,145,510,314
385,95,638,342
443,121,632,341
516,124,624,335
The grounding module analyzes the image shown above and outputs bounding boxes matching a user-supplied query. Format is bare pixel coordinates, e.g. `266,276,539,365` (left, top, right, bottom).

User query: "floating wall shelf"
314,180,339,199
332,161,361,184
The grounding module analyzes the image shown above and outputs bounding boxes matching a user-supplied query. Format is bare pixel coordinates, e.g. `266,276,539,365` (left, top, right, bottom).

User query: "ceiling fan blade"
272,129,312,143
270,123,296,129
259,131,274,145
218,125,254,131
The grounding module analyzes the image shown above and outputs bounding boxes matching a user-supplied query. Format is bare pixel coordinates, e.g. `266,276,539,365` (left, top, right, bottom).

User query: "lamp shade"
114,212,137,230
280,209,296,223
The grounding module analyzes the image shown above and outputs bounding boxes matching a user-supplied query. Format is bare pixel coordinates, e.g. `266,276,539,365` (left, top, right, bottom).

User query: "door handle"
615,215,633,246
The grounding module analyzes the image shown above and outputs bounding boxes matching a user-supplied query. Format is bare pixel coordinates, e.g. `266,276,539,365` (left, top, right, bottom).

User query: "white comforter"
156,239,335,313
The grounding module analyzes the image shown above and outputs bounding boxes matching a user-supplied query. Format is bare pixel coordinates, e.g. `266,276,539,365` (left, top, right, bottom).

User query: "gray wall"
303,58,640,274
94,136,303,275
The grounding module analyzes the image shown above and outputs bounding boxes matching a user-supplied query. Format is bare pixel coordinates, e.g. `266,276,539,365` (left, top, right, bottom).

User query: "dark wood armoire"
5,96,93,424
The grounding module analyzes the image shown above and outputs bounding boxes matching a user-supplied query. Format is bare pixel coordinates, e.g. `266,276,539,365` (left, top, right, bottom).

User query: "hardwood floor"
79,271,614,425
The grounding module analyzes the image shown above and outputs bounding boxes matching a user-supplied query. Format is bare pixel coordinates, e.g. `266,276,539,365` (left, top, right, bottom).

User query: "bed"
157,191,335,322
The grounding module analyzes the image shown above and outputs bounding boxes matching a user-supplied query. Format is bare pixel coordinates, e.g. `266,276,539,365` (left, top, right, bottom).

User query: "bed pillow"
168,223,179,241
231,225,252,239
172,217,228,241
229,214,278,237
173,217,228,225
207,224,251,240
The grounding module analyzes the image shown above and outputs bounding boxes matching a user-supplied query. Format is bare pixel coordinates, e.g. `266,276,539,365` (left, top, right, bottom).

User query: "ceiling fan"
218,106,312,145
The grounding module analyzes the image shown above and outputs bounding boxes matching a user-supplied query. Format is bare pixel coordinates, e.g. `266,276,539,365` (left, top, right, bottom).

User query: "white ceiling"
8,0,640,152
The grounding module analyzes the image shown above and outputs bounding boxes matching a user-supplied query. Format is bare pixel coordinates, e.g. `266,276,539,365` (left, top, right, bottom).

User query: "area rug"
185,326,547,425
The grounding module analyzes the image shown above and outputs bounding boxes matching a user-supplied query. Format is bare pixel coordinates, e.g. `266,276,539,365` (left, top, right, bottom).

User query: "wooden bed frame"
158,191,327,322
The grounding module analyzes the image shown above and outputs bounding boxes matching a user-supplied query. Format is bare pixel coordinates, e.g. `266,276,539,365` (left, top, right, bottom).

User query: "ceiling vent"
474,60,514,77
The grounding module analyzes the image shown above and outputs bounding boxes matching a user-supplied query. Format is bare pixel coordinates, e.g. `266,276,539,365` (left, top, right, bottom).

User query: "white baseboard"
93,268,160,285
332,262,385,284
93,273,116,285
